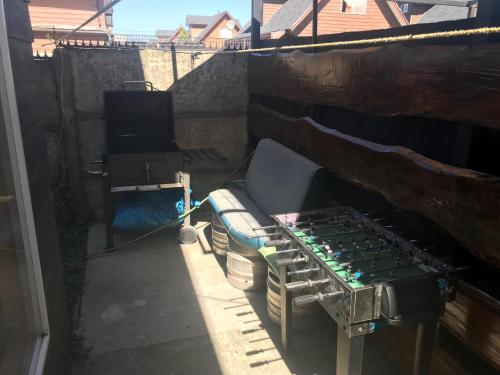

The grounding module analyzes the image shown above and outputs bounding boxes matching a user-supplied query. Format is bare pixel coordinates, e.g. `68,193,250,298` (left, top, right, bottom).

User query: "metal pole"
279,264,292,351
475,0,500,42
103,163,114,248
251,0,262,48
413,320,438,375
475,0,500,25
310,0,319,118
336,327,365,375
312,0,318,44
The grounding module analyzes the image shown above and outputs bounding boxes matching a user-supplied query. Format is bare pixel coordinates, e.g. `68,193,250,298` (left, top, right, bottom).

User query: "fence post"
475,0,500,42
312,0,318,45
251,0,262,48
171,44,178,82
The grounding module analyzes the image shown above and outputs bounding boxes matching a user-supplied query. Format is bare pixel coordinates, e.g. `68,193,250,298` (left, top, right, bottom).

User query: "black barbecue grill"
88,81,202,246
104,83,178,154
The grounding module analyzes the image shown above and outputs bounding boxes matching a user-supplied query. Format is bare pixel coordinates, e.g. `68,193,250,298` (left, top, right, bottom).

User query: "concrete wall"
33,58,61,182
36,47,248,219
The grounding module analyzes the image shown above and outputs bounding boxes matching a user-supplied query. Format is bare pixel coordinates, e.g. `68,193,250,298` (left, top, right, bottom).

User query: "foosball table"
266,206,459,375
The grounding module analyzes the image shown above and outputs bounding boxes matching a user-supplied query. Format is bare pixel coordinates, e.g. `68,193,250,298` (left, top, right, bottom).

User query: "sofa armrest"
224,179,246,190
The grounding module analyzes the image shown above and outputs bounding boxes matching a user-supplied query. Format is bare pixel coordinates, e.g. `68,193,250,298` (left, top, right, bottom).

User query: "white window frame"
219,26,233,39
341,0,368,15
0,1,50,374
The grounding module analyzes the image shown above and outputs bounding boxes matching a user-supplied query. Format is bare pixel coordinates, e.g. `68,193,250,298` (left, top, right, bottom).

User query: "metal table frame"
279,262,439,375
89,156,191,248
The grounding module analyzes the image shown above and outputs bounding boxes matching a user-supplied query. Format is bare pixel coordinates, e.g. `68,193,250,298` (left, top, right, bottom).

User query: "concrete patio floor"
72,222,400,375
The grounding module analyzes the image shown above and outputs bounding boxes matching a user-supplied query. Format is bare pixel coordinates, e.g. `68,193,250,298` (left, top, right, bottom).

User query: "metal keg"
266,267,321,328
226,251,267,291
211,211,228,256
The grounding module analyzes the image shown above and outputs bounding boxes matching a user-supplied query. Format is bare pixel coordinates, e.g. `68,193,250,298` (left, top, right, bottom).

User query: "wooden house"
397,0,476,24
29,0,112,55
156,27,186,45
235,0,408,41
232,0,476,45
186,11,241,49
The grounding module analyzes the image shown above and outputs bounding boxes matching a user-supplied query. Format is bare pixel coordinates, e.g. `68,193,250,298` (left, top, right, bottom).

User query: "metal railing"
110,34,232,50
43,34,252,53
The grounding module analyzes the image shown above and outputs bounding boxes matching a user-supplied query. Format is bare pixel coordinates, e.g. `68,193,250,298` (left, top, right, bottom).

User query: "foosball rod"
327,243,395,256
288,214,351,227
334,248,399,265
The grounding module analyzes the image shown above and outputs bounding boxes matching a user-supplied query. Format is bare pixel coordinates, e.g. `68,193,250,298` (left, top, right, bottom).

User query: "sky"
113,0,251,35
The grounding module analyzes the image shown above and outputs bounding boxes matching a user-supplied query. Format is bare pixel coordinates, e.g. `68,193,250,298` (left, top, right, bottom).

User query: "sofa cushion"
245,138,324,215
208,188,271,254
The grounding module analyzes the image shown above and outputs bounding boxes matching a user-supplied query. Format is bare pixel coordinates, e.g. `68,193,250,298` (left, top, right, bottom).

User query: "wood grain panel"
248,45,500,130
298,0,399,36
373,326,469,375
29,5,103,29
441,281,500,370
263,0,286,25
248,103,500,266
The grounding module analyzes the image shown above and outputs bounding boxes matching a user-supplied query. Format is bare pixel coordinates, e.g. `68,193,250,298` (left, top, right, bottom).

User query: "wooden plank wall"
29,0,105,29
260,17,476,48
248,103,500,266
262,0,286,25
247,42,500,370
441,281,500,370
296,0,400,36
248,45,500,130
247,103,500,371
248,44,500,264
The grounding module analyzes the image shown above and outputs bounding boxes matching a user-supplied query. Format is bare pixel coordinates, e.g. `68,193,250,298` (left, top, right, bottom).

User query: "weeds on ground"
53,186,90,359
58,219,88,325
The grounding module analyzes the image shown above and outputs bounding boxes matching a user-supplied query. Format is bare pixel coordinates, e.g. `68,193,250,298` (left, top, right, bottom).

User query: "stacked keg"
211,211,228,256
266,267,321,328
226,236,267,291
210,210,267,290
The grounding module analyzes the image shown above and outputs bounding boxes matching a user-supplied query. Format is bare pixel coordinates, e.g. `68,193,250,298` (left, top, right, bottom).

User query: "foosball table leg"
413,320,438,375
103,164,114,248
336,327,365,375
279,264,292,351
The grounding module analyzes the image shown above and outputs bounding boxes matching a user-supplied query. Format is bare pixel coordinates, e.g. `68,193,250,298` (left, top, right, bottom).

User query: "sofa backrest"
245,138,325,215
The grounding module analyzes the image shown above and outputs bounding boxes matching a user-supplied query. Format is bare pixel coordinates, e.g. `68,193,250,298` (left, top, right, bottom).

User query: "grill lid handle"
122,81,154,91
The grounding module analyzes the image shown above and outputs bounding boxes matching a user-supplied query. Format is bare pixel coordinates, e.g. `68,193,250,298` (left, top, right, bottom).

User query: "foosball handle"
294,290,344,306
285,278,330,291
275,257,307,267
265,239,290,247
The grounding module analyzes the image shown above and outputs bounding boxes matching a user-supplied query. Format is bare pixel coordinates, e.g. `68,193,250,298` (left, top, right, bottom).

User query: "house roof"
404,0,472,5
417,4,471,23
386,1,410,26
156,28,180,38
186,15,216,26
262,0,312,34
186,11,241,40
237,20,252,37
235,0,408,39
259,0,407,35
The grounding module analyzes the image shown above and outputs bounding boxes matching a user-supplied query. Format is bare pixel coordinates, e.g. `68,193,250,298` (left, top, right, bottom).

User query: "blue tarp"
113,189,198,231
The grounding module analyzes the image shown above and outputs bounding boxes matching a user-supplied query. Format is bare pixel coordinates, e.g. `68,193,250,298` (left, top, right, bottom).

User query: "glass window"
0,2,48,374
220,26,233,39
342,0,368,14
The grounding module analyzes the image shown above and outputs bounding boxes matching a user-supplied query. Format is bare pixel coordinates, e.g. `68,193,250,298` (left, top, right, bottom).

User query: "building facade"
29,0,113,55
230,0,406,47
186,12,241,49
263,0,405,37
